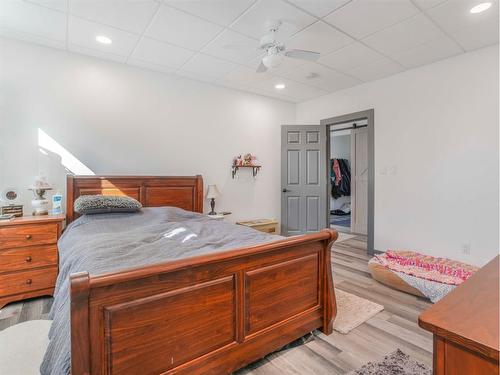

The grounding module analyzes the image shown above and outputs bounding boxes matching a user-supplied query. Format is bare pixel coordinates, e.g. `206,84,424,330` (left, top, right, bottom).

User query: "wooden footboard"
70,229,337,375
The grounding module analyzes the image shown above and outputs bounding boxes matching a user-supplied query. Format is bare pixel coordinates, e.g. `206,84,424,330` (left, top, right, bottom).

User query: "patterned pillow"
74,195,142,214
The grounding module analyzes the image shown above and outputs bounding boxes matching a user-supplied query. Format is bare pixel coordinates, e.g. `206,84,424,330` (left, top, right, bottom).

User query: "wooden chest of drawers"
0,215,65,309
419,256,499,375
236,219,279,234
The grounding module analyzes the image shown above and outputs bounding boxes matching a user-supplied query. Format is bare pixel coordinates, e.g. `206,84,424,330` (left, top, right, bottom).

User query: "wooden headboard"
66,175,203,223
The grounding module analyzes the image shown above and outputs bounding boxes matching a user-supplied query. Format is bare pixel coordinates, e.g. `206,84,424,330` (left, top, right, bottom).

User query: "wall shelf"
231,165,261,179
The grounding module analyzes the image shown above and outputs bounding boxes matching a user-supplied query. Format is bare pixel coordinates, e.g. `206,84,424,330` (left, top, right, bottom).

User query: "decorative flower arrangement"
233,154,258,166
243,153,256,166
233,155,243,166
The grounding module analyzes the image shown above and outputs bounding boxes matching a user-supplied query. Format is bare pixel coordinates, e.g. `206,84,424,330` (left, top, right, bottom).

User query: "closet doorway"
321,110,374,255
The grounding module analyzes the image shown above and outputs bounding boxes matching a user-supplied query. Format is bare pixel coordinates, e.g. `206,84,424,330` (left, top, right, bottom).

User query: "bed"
50,175,337,374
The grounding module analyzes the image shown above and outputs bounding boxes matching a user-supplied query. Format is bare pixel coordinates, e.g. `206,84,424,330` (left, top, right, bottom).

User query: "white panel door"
281,125,327,236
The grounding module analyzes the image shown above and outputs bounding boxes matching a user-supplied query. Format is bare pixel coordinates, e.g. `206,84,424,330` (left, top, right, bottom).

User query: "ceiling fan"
225,20,321,73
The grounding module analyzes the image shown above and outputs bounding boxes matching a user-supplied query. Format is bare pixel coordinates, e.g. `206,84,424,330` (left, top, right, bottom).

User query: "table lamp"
29,177,52,215
206,184,220,215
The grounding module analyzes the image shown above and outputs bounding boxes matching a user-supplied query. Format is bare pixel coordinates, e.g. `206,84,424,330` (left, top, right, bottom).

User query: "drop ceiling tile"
0,27,64,50
179,53,239,79
427,0,499,51
392,35,461,68
230,0,316,40
175,70,218,83
216,80,296,102
249,75,294,90
68,44,128,63
287,21,353,55
345,57,404,82
411,0,447,9
219,65,271,86
145,5,223,50
68,16,140,56
286,0,351,18
427,0,499,33
0,1,66,46
280,62,361,91
244,85,298,102
324,0,418,39
450,17,499,51
202,29,262,64
163,0,255,26
131,37,195,68
250,76,328,101
363,14,444,57
69,0,159,34
26,0,68,12
128,58,177,75
214,79,251,92
319,42,384,72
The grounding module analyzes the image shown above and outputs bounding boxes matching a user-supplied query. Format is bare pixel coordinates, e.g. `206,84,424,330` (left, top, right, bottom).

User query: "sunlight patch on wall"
38,128,94,175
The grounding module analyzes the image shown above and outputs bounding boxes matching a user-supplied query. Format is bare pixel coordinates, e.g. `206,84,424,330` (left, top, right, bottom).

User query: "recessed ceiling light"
470,2,491,13
275,83,285,90
96,35,112,44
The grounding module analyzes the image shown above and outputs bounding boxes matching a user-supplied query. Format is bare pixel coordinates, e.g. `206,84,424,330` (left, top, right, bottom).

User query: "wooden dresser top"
419,255,499,361
0,214,66,226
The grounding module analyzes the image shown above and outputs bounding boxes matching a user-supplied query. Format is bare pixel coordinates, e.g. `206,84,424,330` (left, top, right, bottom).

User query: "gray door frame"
321,109,375,255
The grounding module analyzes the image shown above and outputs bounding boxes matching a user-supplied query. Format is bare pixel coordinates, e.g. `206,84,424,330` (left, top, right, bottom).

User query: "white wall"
298,45,499,266
1,37,498,266
0,38,295,222
331,134,351,161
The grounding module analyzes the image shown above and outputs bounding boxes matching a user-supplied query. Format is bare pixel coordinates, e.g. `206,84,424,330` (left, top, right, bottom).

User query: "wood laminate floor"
0,235,433,374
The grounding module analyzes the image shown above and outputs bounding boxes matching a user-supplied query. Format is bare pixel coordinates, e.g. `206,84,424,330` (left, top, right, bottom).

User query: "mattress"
41,207,280,375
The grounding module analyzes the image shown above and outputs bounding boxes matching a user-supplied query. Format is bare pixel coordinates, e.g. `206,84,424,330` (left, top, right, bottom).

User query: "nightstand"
0,214,65,309
236,219,279,234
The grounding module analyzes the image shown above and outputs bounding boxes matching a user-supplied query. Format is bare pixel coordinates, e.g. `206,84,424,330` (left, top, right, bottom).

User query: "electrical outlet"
389,165,398,175
461,242,471,255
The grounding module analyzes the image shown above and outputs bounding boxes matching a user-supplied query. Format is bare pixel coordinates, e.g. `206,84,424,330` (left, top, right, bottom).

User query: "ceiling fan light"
263,53,284,69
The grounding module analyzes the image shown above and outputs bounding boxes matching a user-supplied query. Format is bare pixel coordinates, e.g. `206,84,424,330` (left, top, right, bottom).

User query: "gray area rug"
347,349,431,375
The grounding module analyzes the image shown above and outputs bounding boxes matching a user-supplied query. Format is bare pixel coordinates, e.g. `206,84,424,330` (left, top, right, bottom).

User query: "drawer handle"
26,279,32,285
25,256,32,262
25,234,32,240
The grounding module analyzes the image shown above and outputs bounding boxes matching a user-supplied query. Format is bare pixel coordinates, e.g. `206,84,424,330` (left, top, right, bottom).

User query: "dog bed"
369,262,425,297
369,251,478,302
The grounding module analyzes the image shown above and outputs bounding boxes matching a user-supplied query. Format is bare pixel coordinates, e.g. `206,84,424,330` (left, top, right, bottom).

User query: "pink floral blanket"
372,250,478,285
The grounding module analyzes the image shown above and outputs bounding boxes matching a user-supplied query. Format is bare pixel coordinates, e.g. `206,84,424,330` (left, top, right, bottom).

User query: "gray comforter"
41,207,279,375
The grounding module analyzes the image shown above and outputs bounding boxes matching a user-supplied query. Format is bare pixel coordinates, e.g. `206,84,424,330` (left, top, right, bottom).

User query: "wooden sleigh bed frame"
67,175,337,375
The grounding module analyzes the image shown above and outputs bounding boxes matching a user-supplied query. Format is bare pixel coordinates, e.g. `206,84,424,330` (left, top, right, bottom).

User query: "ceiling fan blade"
285,49,320,61
256,61,268,73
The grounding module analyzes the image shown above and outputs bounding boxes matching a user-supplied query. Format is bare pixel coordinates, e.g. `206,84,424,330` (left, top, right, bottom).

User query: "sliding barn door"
281,125,327,236
351,127,368,235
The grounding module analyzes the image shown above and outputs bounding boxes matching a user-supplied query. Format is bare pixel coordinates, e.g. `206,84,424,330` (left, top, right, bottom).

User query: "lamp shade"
206,184,220,199
29,176,52,190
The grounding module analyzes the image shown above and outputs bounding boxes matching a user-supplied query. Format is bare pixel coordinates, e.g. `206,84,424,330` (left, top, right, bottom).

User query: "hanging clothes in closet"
330,158,351,199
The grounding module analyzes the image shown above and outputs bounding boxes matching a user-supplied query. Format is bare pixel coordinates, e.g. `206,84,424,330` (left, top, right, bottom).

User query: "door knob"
282,188,290,193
